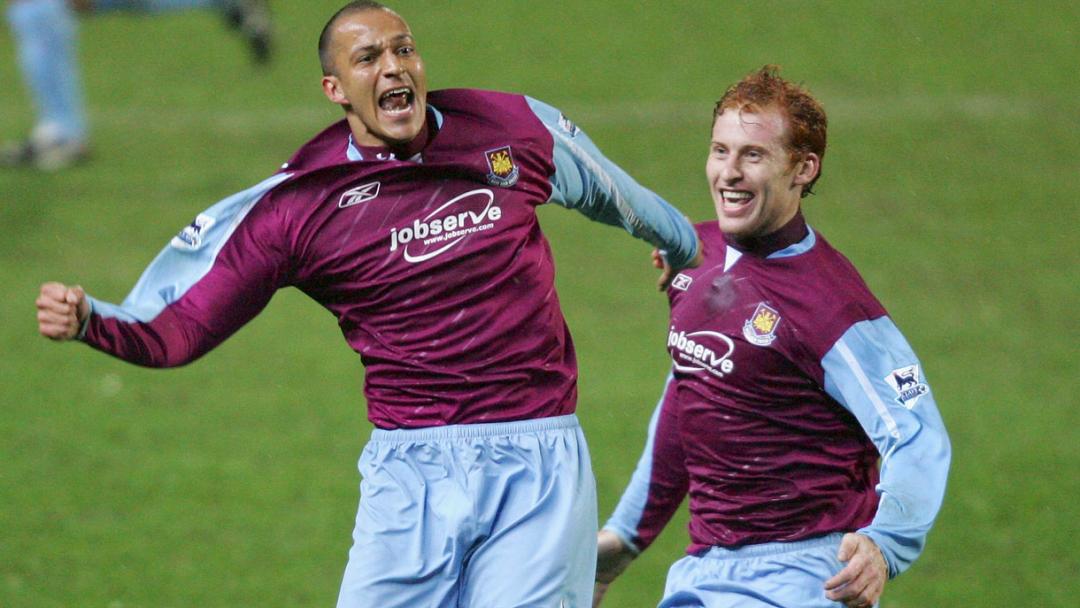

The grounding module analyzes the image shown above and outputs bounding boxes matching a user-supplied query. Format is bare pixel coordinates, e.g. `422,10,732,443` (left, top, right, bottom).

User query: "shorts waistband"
369,414,581,443
700,533,845,560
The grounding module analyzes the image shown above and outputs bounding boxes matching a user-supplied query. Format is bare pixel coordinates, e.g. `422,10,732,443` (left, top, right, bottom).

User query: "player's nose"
720,158,742,182
381,51,405,76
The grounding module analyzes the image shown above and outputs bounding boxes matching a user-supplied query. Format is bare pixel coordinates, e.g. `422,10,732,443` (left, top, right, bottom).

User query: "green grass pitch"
2,1,1077,605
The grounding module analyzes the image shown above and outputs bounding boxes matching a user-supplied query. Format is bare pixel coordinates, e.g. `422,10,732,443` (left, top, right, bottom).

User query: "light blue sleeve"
85,173,292,324
822,317,951,578
74,173,294,366
524,97,699,270
603,376,668,553
603,372,687,553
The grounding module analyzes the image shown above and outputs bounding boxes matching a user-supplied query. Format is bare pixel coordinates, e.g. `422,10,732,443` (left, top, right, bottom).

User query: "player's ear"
322,75,347,106
792,152,820,188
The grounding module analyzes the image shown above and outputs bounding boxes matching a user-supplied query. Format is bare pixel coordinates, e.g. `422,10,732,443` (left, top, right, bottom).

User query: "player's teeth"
380,88,413,112
723,192,751,202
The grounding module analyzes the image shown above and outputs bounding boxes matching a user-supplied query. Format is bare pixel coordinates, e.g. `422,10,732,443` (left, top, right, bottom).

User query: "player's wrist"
74,295,93,341
595,529,637,583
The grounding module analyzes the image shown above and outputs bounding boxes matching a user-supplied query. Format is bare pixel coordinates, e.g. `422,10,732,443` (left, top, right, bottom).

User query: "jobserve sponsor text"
389,189,503,263
668,328,736,378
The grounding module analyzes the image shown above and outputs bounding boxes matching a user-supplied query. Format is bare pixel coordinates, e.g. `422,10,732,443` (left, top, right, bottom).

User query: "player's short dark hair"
715,66,828,197
319,1,392,76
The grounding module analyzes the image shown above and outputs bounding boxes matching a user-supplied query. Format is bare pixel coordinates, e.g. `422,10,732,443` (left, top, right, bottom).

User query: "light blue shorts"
336,414,597,608
659,533,875,608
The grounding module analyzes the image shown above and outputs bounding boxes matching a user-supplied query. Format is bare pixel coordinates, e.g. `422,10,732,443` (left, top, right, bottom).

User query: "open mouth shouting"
379,86,416,116
362,81,426,146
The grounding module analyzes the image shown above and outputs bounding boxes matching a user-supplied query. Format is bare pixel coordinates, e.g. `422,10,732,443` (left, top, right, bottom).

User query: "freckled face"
705,108,818,240
321,9,428,147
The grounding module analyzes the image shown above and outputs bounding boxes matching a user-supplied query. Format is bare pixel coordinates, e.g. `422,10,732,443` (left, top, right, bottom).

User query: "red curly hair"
714,66,827,197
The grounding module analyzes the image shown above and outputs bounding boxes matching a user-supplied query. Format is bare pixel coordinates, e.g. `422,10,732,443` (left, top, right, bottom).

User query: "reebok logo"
338,182,381,208
671,274,693,291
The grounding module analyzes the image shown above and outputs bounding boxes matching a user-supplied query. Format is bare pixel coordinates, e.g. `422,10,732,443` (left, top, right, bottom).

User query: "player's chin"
379,121,423,145
715,218,752,238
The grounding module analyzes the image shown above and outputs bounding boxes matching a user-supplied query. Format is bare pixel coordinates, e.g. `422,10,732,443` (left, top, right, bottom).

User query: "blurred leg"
6,0,87,143
3,0,88,169
92,1,222,12
90,0,272,63
220,0,272,63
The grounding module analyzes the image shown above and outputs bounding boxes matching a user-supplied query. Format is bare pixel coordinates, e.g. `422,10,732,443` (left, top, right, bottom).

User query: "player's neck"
350,112,436,162
726,210,808,257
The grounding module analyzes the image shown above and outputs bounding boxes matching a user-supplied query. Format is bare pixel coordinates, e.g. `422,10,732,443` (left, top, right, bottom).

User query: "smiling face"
320,8,428,148
706,107,820,241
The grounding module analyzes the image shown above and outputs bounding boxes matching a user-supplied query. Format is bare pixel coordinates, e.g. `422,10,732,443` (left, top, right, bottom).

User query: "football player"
36,2,701,606
595,66,950,608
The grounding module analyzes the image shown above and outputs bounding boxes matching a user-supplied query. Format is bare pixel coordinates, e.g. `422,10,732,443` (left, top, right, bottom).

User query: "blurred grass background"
1,1,1077,605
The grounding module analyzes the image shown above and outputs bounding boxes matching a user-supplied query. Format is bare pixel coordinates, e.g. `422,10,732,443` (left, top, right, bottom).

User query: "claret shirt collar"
347,105,442,163
725,210,810,258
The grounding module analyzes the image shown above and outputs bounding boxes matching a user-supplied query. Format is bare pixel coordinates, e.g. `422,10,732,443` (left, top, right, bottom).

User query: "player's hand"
824,533,888,608
652,249,670,291
37,282,88,341
592,581,610,608
593,530,636,607
654,242,704,292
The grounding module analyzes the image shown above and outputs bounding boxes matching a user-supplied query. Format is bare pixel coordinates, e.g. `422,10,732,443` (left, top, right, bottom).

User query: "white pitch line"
1,93,1043,138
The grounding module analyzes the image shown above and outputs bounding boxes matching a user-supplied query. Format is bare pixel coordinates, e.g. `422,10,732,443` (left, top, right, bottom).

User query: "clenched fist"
37,282,89,340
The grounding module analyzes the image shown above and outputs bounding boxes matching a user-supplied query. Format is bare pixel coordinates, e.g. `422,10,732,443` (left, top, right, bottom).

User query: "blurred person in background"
1,0,271,171
35,2,701,606
593,66,950,608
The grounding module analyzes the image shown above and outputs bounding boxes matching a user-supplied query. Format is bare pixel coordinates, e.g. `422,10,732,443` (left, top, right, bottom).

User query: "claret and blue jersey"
605,213,951,579
77,89,699,431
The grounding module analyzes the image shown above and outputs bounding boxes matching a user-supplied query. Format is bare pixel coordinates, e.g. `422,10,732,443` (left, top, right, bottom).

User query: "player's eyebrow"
741,144,770,155
352,33,414,53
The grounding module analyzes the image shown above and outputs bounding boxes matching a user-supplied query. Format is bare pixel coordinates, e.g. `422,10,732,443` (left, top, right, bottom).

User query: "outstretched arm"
525,97,701,277
38,173,293,367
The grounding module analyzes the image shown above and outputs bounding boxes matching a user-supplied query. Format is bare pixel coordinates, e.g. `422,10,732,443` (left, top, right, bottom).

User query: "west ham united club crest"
742,302,781,346
484,146,519,187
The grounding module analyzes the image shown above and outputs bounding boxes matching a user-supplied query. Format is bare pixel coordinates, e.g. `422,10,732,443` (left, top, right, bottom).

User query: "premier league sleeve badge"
885,364,930,409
